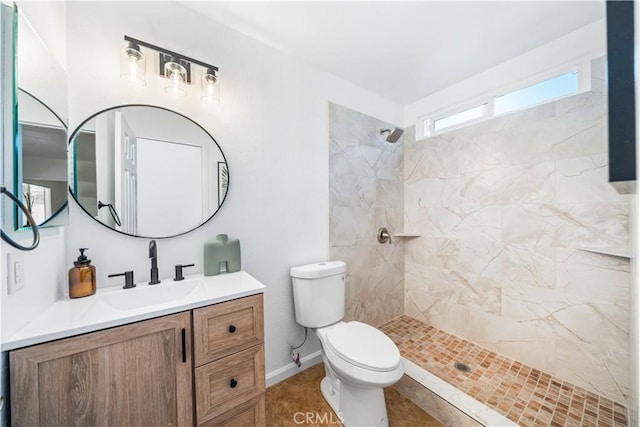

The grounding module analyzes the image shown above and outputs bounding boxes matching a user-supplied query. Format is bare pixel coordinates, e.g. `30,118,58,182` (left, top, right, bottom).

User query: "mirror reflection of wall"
70,106,228,238
17,90,67,228
72,131,97,217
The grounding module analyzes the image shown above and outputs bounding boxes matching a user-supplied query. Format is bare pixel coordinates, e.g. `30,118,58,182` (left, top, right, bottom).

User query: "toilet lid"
326,321,400,372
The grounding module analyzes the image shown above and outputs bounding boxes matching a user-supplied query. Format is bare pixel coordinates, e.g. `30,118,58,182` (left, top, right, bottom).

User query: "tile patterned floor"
379,315,628,427
266,363,443,426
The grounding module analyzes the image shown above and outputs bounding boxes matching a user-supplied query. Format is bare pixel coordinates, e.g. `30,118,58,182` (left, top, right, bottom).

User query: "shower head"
380,127,404,143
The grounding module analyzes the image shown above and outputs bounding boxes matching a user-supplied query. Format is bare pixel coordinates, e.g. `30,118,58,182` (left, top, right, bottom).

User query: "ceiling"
183,1,605,105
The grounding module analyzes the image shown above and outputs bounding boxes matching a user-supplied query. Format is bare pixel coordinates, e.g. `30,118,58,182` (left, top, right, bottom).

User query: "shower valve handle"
377,228,391,244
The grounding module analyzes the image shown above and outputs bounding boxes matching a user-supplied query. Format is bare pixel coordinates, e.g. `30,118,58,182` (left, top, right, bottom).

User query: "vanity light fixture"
121,35,220,103
201,68,220,104
120,41,146,86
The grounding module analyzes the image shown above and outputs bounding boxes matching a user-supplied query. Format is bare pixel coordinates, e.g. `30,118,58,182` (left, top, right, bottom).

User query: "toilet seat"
325,321,400,372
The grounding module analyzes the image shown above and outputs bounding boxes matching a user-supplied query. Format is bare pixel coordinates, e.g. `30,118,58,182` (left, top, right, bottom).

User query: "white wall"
16,2,67,125
1,228,65,338
15,1,66,73
64,1,402,376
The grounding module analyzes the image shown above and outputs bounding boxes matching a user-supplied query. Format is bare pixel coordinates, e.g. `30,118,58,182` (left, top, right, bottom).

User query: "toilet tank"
290,261,346,328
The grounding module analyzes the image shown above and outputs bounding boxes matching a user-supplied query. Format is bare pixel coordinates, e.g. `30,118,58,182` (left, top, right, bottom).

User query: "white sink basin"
100,279,201,311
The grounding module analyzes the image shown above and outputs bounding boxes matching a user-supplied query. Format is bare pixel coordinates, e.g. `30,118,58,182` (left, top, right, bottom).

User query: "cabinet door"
10,312,193,426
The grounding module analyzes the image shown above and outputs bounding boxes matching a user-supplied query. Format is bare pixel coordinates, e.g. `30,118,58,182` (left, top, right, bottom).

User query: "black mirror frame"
67,104,229,239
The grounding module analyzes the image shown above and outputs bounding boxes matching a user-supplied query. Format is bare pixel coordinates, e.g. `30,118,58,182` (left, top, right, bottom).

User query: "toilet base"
320,375,389,427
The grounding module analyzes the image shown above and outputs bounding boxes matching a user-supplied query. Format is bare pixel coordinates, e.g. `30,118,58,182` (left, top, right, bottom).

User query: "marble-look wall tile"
329,103,404,327
502,202,628,249
406,265,501,317
404,57,630,404
460,161,556,207
376,179,403,208
556,154,629,203
555,249,630,304
405,134,464,179
485,243,557,289
405,176,461,208
500,99,607,165
329,206,376,242
328,172,376,208
405,206,502,241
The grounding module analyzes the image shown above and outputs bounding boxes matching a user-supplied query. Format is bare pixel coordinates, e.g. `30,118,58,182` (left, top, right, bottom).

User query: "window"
494,71,578,115
418,65,588,139
433,104,488,132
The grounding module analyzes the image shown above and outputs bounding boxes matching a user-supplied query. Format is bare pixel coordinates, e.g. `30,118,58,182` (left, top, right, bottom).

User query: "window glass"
494,71,578,115
434,104,487,131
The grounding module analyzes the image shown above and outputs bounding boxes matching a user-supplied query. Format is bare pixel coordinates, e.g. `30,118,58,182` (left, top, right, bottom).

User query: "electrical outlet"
7,253,25,294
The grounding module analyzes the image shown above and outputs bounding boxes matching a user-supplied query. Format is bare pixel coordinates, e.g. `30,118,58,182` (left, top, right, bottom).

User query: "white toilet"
290,261,404,427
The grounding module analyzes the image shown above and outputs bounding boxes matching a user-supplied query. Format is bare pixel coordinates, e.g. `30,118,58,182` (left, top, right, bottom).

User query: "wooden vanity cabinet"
10,312,193,426
193,294,265,426
9,294,265,427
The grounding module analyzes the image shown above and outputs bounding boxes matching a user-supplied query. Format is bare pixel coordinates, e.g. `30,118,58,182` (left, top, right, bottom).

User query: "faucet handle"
174,264,195,281
149,239,157,257
108,271,135,289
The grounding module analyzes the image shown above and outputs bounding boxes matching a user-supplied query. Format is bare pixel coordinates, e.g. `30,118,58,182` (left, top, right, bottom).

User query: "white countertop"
2,271,266,351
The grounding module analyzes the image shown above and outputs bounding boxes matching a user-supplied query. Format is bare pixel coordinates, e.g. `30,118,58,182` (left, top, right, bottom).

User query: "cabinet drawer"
195,344,265,424
194,294,263,365
198,395,265,427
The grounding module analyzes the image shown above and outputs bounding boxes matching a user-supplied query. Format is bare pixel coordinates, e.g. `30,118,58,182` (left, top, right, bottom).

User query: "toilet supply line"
290,327,308,368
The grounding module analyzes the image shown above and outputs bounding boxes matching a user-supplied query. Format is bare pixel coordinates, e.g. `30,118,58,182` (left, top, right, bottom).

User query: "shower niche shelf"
577,246,631,259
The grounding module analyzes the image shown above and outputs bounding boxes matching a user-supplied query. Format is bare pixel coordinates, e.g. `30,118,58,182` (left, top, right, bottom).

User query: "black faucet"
149,240,161,285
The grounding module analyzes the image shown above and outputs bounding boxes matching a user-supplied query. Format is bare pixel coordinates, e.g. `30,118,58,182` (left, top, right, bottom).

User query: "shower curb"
401,358,516,426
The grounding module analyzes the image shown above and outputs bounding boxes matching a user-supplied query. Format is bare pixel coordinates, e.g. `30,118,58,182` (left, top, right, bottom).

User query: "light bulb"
120,42,146,86
201,69,220,104
164,60,187,97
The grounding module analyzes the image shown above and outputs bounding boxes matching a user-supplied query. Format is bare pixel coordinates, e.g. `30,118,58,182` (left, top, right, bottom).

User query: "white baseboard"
266,350,323,387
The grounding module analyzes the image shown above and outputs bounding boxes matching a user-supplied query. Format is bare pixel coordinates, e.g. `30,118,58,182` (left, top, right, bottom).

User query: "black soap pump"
68,248,96,298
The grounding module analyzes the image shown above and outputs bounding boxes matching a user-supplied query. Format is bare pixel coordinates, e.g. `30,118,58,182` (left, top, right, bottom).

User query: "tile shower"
328,103,405,327
328,57,632,424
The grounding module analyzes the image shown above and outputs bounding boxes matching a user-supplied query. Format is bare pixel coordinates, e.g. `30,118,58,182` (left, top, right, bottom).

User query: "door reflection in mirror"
69,105,228,238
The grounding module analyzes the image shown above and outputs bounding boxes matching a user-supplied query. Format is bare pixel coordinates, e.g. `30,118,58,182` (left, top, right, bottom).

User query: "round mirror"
69,105,229,238
17,89,68,228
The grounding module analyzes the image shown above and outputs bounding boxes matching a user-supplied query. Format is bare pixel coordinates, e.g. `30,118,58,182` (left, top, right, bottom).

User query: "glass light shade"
164,60,187,97
200,70,220,104
120,43,146,86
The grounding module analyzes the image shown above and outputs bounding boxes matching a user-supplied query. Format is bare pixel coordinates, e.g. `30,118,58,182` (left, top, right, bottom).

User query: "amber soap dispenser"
69,248,96,298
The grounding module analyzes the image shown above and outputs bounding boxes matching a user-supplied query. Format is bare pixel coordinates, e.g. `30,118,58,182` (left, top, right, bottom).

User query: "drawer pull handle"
230,378,238,388
228,325,237,333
